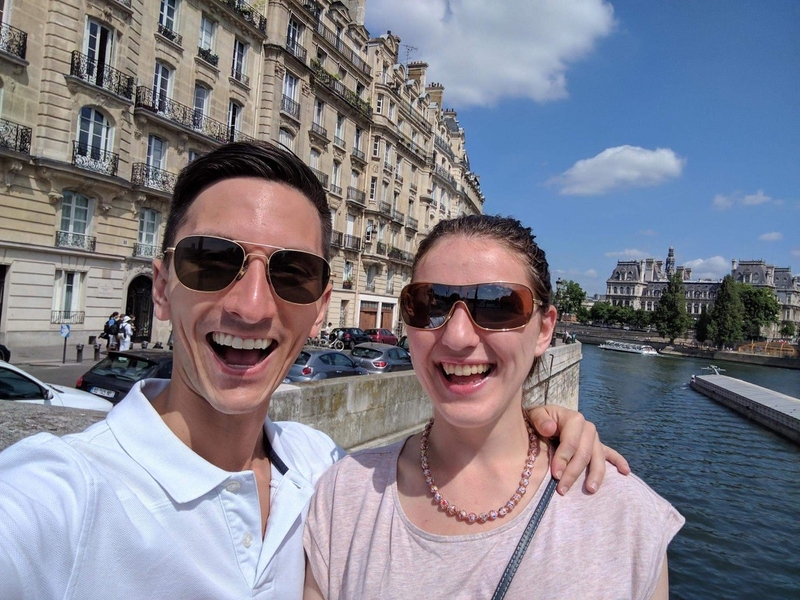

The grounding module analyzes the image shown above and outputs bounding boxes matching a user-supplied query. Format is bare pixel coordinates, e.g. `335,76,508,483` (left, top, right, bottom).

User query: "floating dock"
690,374,800,444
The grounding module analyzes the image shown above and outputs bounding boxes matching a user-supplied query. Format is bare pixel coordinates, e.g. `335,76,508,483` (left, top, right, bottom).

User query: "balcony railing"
220,0,267,33
231,68,250,87
314,21,370,76
351,147,366,161
281,94,300,118
55,230,96,252
51,310,85,325
311,122,328,138
376,241,387,256
157,23,183,46
435,135,455,162
70,51,134,100
391,209,405,224
286,38,307,62
197,46,219,67
133,242,160,258
135,86,250,143
343,234,361,251
72,141,119,176
405,215,418,230
330,183,342,195
333,135,345,148
365,281,376,292
0,23,27,60
378,201,392,218
131,163,177,193
331,230,344,248
0,117,31,154
434,164,457,187
310,60,371,118
310,167,328,187
346,186,365,206
394,171,403,183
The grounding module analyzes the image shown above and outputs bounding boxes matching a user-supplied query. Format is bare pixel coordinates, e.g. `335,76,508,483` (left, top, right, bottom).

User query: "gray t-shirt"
305,440,684,599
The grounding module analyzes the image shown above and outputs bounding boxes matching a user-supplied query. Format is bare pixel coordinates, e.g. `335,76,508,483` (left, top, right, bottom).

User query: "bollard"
76,343,84,363
141,341,149,349
94,343,102,361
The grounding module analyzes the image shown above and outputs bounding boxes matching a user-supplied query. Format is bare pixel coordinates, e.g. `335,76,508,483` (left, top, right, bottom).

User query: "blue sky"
364,0,799,296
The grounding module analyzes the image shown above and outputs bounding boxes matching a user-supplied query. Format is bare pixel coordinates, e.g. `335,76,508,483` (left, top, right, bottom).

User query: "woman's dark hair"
162,141,332,259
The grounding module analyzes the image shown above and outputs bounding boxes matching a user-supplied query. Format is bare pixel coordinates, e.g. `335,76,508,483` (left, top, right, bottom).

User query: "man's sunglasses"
399,282,541,331
164,235,330,305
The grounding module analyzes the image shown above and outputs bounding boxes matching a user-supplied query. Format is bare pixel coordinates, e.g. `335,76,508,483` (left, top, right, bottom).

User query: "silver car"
283,349,368,383
0,361,113,412
350,343,413,374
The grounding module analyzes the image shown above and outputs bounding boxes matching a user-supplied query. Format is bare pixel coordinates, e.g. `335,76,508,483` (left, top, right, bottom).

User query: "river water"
578,343,800,599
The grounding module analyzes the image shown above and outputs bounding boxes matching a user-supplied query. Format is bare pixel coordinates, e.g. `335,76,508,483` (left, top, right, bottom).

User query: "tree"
709,275,744,348
738,284,780,340
589,301,612,325
779,321,796,339
695,307,712,344
554,280,586,320
652,272,693,344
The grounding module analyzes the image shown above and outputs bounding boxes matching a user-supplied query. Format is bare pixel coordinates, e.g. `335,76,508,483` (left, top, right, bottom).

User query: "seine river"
578,343,800,599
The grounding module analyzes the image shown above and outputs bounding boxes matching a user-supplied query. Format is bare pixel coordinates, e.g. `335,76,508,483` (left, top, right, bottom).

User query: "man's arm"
527,405,631,495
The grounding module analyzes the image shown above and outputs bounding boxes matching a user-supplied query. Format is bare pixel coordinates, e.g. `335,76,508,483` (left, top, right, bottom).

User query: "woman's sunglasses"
399,282,541,331
164,235,330,305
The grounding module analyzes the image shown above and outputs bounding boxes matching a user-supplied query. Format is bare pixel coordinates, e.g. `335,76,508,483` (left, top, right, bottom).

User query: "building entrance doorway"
125,275,153,343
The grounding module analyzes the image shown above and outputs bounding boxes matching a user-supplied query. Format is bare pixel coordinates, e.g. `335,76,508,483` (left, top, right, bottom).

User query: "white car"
0,361,113,412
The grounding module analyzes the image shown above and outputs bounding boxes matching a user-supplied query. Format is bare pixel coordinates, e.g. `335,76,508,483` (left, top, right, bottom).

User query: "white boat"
598,340,659,356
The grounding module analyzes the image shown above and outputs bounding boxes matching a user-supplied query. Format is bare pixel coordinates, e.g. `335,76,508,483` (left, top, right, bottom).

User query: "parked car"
76,350,173,404
0,343,10,362
329,327,371,349
364,328,398,346
350,343,413,374
396,336,409,352
0,360,113,412
283,349,367,383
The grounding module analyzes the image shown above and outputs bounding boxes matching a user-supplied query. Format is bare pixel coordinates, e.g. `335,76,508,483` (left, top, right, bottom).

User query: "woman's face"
407,235,557,430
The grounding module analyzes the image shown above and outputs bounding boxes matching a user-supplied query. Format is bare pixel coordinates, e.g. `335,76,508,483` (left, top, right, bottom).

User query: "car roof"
106,350,173,363
354,342,395,350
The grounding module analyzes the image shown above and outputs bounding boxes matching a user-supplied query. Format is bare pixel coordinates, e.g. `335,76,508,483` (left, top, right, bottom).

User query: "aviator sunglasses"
399,282,541,331
164,235,330,305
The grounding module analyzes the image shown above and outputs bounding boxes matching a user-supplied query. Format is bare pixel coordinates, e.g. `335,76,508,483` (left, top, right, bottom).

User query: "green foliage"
554,280,587,320
695,307,712,343
780,321,796,338
576,306,591,323
738,284,780,340
652,272,693,343
589,301,612,325
709,275,744,347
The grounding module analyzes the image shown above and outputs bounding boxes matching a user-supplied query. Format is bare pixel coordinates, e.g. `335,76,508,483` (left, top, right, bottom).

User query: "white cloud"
366,0,616,106
684,256,730,280
605,248,649,259
584,269,598,278
548,146,685,196
713,189,775,210
758,232,783,242
792,249,800,257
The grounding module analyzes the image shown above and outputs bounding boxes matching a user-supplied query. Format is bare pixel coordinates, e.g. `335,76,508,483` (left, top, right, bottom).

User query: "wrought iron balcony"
55,230,96,252
314,21,370,76
158,23,183,46
70,51,134,100
0,117,31,154
394,171,403,183
286,38,307,62
131,163,177,193
435,135,455,162
343,234,361,251
365,281,375,292
231,68,250,87
333,135,345,148
197,46,219,66
376,241,387,256
220,0,267,33
51,310,85,324
281,94,300,119
331,230,344,248
405,215,418,231
310,167,328,188
311,122,328,138
346,186,366,206
72,141,119,177
0,23,27,60
391,209,405,224
378,201,392,219
310,60,371,118
351,147,366,162
133,242,160,258
330,183,342,195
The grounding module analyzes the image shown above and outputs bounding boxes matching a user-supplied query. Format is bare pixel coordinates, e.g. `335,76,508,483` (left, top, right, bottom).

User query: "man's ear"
535,305,558,355
309,283,333,338
152,258,171,322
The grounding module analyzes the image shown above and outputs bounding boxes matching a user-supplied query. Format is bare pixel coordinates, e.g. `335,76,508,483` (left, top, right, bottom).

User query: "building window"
369,176,377,201
53,270,84,322
159,0,177,31
60,191,91,238
153,62,172,110
314,98,325,126
199,15,214,50
287,18,302,49
386,267,395,295
309,149,320,171
376,93,384,114
283,72,298,100
77,106,111,157
279,128,295,152
138,208,160,255
372,136,381,158
193,83,209,128
389,101,396,120
232,39,247,82
228,100,242,138
146,136,166,171
84,19,114,81
344,260,353,281
335,114,345,141
332,161,341,190
354,127,363,151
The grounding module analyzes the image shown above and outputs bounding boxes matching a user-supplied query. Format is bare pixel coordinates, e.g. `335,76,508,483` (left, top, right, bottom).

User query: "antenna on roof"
401,44,417,65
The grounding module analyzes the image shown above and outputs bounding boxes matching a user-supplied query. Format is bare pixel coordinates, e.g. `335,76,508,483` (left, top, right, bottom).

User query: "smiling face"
152,177,331,417
407,234,556,430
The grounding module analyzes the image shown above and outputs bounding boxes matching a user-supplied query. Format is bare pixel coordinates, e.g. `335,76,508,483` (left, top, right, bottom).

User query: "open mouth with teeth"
440,363,493,384
209,332,275,367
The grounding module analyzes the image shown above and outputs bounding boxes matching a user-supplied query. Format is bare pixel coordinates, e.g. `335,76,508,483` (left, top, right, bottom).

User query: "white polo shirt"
0,379,345,599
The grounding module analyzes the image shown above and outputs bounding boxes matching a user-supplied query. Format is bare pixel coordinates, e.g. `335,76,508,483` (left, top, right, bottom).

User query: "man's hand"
526,405,631,495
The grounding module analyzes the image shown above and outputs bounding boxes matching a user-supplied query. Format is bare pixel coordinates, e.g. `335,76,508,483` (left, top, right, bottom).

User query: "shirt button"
243,533,253,548
226,481,241,493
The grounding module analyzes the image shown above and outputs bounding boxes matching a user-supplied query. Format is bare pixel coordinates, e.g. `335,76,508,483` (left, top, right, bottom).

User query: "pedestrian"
0,141,623,598
117,315,133,351
102,311,120,350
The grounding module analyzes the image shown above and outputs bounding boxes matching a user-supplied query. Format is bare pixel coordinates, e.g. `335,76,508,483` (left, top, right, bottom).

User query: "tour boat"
598,340,659,356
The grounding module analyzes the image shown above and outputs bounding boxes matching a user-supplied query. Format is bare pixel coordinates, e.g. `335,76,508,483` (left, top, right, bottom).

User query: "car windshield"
89,355,158,382
351,347,382,359
293,351,311,365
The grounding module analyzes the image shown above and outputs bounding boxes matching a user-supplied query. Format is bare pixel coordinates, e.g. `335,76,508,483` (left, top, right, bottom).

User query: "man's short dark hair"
163,141,332,259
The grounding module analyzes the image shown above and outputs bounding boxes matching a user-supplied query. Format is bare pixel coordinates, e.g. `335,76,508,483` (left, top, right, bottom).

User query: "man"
118,315,134,351
104,310,120,350
0,141,623,598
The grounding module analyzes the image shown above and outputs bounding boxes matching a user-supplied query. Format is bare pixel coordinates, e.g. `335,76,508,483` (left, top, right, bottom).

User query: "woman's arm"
304,557,325,600
651,555,670,600
526,405,631,495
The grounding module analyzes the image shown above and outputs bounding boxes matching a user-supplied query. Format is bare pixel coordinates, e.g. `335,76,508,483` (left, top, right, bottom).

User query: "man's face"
152,177,331,417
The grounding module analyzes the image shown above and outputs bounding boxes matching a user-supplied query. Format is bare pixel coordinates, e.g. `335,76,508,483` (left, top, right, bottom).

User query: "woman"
304,215,683,599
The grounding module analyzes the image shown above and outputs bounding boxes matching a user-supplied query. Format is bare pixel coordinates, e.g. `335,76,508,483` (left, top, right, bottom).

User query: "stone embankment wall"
0,344,582,452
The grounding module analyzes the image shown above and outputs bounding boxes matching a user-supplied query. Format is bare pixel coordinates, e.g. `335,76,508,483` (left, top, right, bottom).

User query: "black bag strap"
491,477,559,600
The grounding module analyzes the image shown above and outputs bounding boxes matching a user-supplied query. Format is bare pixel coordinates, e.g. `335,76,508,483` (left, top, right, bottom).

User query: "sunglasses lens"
400,283,534,330
173,236,244,292
269,250,330,304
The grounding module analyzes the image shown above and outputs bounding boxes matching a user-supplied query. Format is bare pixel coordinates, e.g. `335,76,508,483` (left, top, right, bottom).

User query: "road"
22,361,98,388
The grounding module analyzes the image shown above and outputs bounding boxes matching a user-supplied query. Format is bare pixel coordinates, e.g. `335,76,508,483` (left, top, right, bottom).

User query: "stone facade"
0,0,484,351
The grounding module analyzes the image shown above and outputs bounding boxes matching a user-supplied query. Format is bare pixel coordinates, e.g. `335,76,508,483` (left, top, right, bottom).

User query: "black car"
329,327,371,349
0,343,9,362
76,350,173,404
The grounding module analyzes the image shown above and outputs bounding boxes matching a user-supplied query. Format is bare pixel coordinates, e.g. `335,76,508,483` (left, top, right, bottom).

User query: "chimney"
407,61,428,88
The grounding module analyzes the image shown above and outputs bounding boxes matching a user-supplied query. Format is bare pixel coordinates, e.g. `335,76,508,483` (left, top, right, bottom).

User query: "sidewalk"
11,342,113,367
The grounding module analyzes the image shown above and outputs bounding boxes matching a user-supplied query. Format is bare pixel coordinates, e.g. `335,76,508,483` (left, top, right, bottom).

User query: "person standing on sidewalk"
103,311,120,350
117,315,133,351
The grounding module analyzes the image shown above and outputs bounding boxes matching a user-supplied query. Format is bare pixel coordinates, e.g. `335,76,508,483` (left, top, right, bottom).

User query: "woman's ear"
535,305,558,355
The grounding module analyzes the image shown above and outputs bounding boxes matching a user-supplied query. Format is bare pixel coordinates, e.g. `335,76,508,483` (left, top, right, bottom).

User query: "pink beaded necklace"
419,417,540,524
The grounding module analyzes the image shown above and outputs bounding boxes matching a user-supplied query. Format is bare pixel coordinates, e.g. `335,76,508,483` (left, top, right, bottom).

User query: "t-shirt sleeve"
303,460,339,600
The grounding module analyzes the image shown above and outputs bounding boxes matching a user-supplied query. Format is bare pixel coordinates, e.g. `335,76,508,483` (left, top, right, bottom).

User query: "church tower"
665,246,676,278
